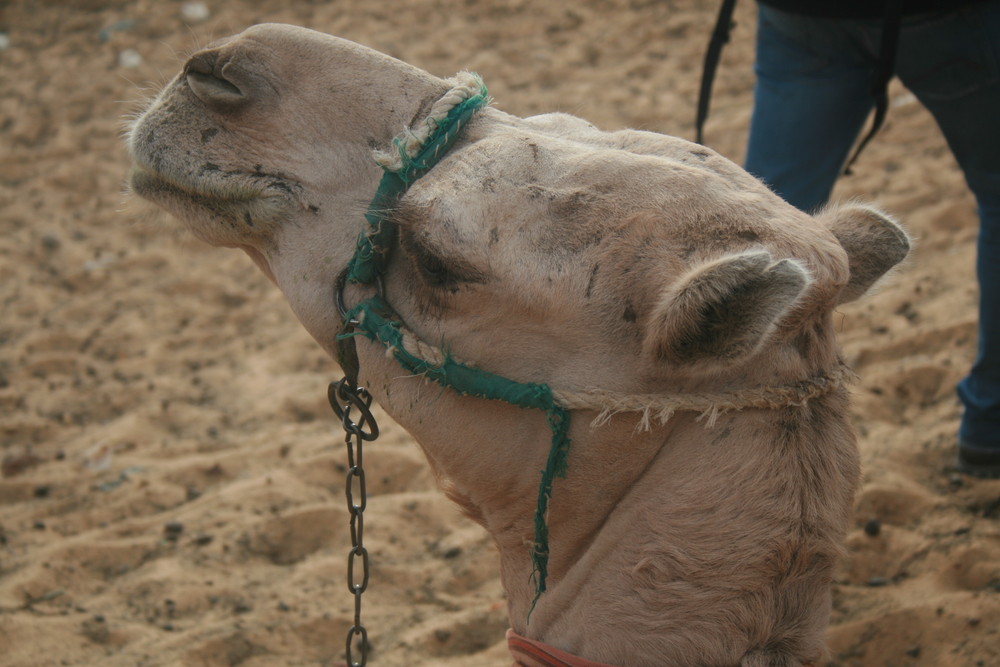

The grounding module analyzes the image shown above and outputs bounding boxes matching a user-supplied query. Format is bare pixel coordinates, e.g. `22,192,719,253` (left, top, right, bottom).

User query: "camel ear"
817,204,910,304
644,251,810,365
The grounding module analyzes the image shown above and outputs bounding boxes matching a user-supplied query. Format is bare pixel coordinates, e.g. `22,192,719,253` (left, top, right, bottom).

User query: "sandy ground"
1,0,999,665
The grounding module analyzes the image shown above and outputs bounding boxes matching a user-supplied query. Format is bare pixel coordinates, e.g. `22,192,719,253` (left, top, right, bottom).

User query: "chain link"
329,379,379,667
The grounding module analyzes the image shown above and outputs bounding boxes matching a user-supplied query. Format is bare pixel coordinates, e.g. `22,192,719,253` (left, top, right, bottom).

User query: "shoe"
956,439,1000,479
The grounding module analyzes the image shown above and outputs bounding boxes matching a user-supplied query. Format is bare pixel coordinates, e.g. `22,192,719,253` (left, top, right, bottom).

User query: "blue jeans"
745,2,1000,449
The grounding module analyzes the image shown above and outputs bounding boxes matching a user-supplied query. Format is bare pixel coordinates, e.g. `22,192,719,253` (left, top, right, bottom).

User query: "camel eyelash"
397,225,485,289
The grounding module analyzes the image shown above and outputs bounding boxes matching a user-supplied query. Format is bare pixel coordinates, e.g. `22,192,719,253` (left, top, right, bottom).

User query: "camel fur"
127,24,910,667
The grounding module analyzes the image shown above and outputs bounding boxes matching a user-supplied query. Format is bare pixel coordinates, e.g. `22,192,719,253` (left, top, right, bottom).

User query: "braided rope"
346,73,489,286
382,313,853,428
374,72,489,173
560,367,854,430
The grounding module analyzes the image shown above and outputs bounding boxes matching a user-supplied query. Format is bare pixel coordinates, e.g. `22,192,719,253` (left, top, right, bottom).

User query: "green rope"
339,297,572,609
341,74,569,613
346,76,490,285
529,405,571,612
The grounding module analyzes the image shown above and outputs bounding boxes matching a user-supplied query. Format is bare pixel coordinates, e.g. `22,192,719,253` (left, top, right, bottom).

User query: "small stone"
192,534,213,547
983,496,1000,519
2,451,44,477
866,576,890,587
904,646,921,658
0,34,9,51
181,2,211,23
434,629,451,643
98,20,136,43
33,520,46,530
82,615,110,644
862,518,881,537
118,48,142,69
163,522,184,540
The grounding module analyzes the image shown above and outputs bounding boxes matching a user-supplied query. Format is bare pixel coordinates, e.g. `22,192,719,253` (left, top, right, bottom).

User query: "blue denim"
745,1,1000,448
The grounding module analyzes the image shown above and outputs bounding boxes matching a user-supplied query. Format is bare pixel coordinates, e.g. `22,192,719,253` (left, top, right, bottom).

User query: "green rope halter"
339,73,567,611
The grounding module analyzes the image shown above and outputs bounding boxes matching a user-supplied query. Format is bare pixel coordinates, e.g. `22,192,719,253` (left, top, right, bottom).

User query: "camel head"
127,23,908,386
128,23,910,666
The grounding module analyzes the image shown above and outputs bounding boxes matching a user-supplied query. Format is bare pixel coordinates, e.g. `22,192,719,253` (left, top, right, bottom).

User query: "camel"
126,23,910,667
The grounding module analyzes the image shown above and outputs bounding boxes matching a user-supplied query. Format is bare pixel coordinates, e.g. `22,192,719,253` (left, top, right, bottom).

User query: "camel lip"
127,160,294,204
128,162,297,228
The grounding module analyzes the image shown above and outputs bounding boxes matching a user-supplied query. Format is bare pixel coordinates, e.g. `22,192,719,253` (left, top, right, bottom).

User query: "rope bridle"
332,72,852,635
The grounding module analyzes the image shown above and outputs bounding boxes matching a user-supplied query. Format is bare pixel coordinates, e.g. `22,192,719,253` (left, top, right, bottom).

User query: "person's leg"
959,216,1000,469
896,0,1000,474
745,6,877,212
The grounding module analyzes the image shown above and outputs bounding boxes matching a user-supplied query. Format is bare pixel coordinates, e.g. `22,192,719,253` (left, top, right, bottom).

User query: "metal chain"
328,379,380,667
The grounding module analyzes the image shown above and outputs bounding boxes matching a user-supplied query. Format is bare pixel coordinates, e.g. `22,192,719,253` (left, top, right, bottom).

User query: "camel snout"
185,49,248,110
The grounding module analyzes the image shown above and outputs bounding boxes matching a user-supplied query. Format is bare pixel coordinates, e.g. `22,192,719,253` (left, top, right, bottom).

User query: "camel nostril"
185,51,245,109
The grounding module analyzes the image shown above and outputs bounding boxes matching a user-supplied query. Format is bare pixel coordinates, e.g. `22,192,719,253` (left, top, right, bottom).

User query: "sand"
1,0,998,665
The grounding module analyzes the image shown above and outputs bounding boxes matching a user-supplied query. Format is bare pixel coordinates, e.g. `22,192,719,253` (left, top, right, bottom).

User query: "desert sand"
1,1,998,665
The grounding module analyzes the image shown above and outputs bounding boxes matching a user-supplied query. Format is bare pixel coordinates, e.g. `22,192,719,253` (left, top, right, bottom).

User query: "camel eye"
399,227,456,287
397,225,485,291
418,252,453,286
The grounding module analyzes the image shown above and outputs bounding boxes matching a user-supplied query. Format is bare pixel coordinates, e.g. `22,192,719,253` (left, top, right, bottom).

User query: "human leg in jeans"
747,2,1000,475
895,1,1000,473
744,6,878,212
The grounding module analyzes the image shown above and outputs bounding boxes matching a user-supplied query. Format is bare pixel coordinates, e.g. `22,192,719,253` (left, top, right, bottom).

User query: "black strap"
696,0,739,145
336,323,361,389
335,267,362,388
697,0,906,173
843,0,904,174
